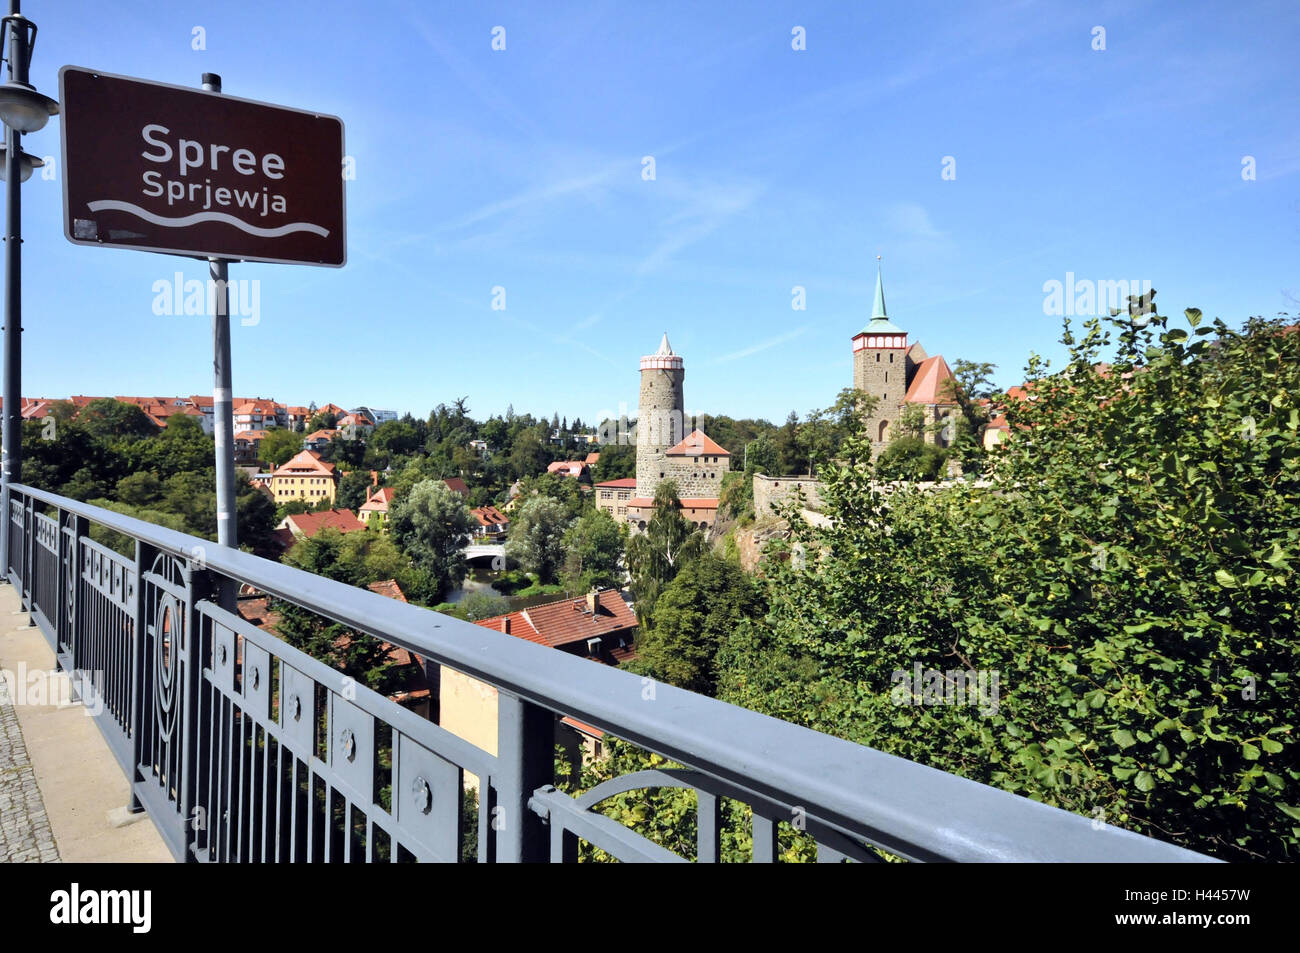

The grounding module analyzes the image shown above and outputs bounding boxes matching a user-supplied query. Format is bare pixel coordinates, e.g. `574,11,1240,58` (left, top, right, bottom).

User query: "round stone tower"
636,332,686,498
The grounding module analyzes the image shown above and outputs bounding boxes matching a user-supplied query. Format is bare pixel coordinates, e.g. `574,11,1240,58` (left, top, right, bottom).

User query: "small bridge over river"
463,542,506,568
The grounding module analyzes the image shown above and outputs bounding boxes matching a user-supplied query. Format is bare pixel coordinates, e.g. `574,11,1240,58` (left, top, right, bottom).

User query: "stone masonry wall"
753,473,825,516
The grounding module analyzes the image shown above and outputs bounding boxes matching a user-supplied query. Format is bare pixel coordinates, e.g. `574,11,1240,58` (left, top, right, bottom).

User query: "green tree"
591,443,636,482
389,479,473,601
562,509,625,592
625,481,705,623
633,551,765,696
116,471,161,505
460,590,511,621
336,470,374,511
874,436,947,481
727,304,1300,862
505,495,573,585
260,427,304,467
77,399,157,442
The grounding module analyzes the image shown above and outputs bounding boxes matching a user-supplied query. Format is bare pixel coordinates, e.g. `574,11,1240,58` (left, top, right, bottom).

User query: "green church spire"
860,255,904,335
872,256,887,319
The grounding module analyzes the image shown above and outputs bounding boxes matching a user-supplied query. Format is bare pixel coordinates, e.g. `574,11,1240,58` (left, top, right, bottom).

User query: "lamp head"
0,81,58,133
0,146,44,182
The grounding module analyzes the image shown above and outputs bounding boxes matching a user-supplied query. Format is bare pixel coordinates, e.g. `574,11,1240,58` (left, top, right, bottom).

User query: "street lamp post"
0,0,57,578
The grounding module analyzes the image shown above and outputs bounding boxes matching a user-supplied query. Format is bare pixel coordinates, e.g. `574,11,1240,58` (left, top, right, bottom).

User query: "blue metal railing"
3,483,1217,862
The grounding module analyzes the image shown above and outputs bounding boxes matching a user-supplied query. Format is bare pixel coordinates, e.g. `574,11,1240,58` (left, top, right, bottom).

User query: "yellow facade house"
270,449,338,505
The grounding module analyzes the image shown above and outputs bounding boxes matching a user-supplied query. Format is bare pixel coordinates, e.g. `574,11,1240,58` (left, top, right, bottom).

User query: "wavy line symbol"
86,200,330,238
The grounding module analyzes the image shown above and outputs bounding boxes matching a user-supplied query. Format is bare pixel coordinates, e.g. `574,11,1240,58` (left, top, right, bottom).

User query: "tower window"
890,353,894,363
876,353,880,363
885,371,888,383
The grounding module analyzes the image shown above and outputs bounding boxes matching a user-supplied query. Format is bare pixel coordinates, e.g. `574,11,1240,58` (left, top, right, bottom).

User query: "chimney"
502,617,510,635
370,469,379,486
586,590,598,615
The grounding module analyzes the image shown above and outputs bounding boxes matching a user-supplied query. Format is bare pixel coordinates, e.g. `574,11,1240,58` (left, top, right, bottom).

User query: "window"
885,371,888,383
890,352,894,363
876,353,880,362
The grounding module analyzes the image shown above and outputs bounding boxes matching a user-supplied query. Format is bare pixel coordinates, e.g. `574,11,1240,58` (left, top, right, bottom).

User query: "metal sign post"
203,73,236,550
57,65,346,549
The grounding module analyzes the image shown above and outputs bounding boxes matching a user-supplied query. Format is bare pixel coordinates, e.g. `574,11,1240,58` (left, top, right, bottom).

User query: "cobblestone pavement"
0,673,60,862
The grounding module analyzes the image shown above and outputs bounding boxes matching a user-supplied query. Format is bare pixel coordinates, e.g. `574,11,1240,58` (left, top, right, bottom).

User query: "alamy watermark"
890,661,1000,717
1042,273,1153,318
1,662,104,715
151,272,260,326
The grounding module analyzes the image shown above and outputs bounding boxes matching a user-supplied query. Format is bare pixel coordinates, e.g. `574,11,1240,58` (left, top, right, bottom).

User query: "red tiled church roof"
903,355,959,405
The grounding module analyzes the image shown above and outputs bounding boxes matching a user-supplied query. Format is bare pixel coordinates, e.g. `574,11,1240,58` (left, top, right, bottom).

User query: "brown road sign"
59,66,346,267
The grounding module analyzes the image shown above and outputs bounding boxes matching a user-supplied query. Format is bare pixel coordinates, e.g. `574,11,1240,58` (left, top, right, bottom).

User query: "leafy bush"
721,307,1299,861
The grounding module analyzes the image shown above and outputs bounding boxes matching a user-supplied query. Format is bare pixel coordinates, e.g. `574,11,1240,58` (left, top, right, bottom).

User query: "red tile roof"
474,589,637,650
303,428,340,442
547,461,588,476
283,508,366,538
665,429,730,457
359,486,396,513
628,497,718,509
366,579,408,602
273,449,336,477
595,478,638,489
903,355,959,405
470,505,509,526
585,452,601,464
444,477,470,498
234,398,279,415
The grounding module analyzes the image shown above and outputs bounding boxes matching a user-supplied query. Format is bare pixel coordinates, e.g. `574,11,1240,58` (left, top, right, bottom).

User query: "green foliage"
336,469,374,511
388,479,473,602
273,601,402,694
460,590,512,621
282,526,431,601
591,443,636,482
725,305,1300,861
77,399,157,441
115,471,161,506
505,495,573,585
625,481,706,623
561,509,625,592
555,739,816,862
634,551,766,696
259,427,304,467
875,436,948,481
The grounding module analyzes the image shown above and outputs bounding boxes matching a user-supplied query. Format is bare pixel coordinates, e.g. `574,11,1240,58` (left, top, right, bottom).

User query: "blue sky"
14,0,1300,424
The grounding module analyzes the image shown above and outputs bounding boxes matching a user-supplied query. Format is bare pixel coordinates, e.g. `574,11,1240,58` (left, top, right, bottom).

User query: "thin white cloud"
887,202,944,240
712,326,809,364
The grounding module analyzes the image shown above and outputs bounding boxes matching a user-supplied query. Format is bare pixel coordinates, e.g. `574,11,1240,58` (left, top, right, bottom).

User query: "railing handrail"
9,482,1218,862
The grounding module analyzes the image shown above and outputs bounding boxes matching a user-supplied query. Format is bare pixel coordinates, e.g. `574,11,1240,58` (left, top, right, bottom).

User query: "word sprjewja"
49,884,151,934
140,123,288,217
0,662,104,716
890,662,1000,717
151,272,260,326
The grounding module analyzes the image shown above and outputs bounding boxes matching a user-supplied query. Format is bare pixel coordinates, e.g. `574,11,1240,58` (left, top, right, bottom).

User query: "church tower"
636,333,686,498
852,260,910,454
